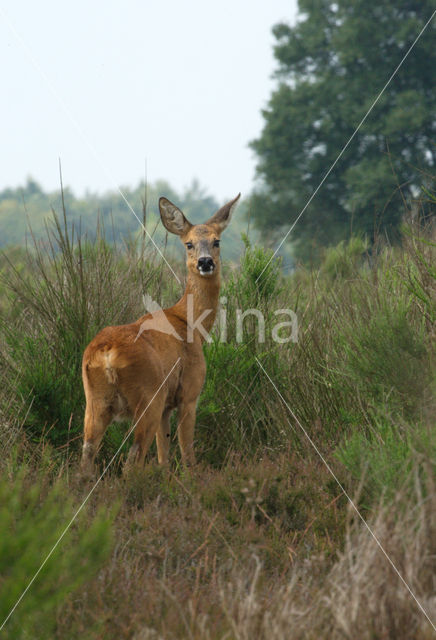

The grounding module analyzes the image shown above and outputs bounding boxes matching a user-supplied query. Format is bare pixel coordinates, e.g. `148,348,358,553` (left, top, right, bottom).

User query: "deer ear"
159,197,192,236
206,193,241,233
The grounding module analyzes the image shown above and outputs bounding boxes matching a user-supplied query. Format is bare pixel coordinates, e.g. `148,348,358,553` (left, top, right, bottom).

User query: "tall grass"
0,207,171,445
0,199,435,637
0,204,434,480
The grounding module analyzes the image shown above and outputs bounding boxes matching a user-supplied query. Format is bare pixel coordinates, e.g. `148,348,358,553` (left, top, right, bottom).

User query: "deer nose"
197,256,215,273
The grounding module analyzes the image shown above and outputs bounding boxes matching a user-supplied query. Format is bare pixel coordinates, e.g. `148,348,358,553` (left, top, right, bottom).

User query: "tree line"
0,178,251,263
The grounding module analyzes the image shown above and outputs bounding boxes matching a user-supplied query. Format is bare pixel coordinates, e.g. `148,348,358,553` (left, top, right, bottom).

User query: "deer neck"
173,269,221,339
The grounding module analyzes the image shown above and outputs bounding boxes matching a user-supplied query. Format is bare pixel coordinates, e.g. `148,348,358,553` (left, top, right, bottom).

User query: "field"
0,204,435,639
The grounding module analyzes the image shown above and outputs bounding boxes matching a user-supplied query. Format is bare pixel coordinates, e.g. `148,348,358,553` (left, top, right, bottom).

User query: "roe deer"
80,193,240,476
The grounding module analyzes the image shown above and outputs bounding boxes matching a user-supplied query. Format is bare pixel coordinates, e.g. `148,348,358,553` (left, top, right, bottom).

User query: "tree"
250,0,436,260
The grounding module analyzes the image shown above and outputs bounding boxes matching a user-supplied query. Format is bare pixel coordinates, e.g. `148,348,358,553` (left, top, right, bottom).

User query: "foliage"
250,0,436,259
336,415,435,504
197,238,289,465
0,463,113,639
321,236,368,280
338,285,429,415
0,206,165,444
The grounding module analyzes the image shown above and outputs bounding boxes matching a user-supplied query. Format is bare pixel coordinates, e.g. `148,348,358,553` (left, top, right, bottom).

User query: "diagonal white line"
0,7,181,285
255,9,436,283
255,357,436,633
0,357,181,632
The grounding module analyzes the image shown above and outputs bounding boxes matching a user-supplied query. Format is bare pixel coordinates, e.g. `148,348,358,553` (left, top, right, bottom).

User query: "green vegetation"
0,459,113,639
0,193,435,637
250,0,436,259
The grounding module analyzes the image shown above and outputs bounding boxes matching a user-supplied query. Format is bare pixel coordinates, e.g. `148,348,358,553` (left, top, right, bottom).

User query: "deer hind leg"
156,407,173,465
80,402,113,478
124,396,166,471
177,400,197,466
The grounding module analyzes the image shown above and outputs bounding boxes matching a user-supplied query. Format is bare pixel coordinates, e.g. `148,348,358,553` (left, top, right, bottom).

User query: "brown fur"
80,193,240,476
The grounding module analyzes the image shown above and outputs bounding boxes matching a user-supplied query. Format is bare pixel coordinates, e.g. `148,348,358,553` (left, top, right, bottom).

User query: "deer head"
159,193,241,277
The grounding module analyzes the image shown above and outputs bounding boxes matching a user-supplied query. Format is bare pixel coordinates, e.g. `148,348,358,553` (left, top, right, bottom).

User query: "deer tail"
83,347,118,385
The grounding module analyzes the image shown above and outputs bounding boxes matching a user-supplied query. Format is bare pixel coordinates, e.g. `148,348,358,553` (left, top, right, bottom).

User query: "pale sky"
0,0,297,201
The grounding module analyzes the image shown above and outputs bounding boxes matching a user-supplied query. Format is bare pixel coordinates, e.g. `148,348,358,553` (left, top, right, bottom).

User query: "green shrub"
339,296,429,415
198,239,292,465
0,466,113,638
199,339,272,464
322,236,369,280
0,208,163,445
336,415,436,504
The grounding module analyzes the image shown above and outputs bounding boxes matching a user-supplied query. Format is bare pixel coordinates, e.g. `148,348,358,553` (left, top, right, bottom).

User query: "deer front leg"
177,400,197,466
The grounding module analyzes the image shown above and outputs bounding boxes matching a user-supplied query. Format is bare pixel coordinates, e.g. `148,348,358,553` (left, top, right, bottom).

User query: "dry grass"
219,471,436,640
49,450,341,639
18,449,427,639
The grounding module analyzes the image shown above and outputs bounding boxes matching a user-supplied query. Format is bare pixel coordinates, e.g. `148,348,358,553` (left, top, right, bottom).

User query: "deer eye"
186,242,194,250
213,239,220,248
